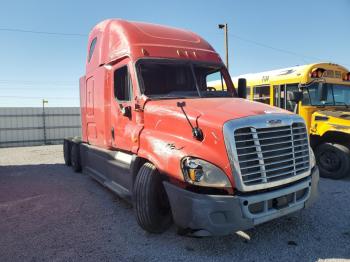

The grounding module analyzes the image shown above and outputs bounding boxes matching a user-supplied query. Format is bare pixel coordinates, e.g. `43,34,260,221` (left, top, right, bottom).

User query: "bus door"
273,84,299,112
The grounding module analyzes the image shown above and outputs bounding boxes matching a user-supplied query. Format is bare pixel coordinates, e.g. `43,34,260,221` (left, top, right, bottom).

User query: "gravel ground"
0,145,349,262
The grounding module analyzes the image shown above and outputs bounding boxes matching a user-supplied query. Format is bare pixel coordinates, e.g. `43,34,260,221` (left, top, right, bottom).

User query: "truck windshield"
137,60,235,99
303,83,350,106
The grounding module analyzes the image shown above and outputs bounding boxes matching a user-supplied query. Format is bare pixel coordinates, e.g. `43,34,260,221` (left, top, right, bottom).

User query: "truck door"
110,58,139,152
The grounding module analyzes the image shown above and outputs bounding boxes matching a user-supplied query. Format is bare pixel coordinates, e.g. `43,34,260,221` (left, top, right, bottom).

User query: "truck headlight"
309,147,316,168
182,157,231,188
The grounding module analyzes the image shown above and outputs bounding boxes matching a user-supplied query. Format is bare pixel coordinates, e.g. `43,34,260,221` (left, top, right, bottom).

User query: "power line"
0,80,77,88
0,85,76,89
216,31,350,67
227,33,322,62
0,84,76,87
1,26,349,67
0,96,79,100
0,27,87,37
0,87,76,90
0,80,76,84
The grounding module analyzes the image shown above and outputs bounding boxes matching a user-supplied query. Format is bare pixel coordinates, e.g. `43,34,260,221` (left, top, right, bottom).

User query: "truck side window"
114,66,132,101
193,65,234,97
253,85,270,104
88,37,97,62
205,71,225,91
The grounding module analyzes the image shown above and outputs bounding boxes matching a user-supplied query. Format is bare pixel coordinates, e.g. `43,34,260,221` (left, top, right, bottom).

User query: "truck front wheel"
315,143,350,179
133,163,172,233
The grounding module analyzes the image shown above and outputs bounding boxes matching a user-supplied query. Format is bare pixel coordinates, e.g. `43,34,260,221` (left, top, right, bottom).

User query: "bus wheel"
63,139,72,166
71,143,82,172
133,162,172,233
315,143,350,179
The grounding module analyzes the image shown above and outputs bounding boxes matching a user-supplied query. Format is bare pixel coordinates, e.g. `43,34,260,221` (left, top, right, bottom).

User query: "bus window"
286,84,299,111
253,85,270,104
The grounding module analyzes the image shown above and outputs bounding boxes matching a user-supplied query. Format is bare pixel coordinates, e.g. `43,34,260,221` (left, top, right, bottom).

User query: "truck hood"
144,97,290,128
140,98,292,187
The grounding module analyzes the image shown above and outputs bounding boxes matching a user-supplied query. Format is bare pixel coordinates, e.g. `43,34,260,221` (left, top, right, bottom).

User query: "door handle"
120,105,132,118
111,127,115,140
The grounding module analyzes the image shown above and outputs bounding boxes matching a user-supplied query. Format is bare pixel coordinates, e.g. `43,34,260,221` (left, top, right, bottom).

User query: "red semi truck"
64,19,319,236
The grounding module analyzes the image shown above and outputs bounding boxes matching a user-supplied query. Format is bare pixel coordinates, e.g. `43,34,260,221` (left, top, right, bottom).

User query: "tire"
71,143,82,172
315,143,350,179
133,162,172,233
63,140,72,166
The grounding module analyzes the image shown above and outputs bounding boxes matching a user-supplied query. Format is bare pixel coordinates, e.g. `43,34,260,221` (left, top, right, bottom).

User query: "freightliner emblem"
267,119,282,125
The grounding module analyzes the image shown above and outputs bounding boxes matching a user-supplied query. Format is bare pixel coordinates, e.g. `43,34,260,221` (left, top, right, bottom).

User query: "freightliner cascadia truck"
63,19,319,236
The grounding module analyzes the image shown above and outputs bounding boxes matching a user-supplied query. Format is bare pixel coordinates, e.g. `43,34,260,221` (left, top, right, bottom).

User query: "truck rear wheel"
315,143,350,179
71,143,82,172
63,140,72,166
133,163,172,233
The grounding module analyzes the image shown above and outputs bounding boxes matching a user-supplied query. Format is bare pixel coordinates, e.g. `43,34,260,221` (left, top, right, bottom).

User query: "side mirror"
237,78,247,99
318,82,328,102
289,91,303,103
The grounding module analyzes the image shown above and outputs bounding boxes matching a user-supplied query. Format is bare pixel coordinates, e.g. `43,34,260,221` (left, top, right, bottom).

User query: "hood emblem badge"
267,119,282,126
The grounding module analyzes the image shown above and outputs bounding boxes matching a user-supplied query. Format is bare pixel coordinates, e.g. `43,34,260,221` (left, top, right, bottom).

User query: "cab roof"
86,19,221,73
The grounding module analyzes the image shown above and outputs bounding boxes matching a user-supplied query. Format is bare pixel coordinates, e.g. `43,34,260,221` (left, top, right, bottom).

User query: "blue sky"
0,0,349,107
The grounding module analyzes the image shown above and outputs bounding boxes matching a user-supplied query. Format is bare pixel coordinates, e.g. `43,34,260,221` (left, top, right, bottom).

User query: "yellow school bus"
231,62,350,179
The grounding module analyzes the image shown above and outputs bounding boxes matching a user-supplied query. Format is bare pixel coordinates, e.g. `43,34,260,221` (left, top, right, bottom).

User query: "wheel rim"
318,149,341,172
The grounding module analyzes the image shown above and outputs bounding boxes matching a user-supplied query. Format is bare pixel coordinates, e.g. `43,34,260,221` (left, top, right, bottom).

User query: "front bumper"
164,166,319,236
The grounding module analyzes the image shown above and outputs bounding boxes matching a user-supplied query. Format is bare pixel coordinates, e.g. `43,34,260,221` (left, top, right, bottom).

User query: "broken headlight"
182,157,231,188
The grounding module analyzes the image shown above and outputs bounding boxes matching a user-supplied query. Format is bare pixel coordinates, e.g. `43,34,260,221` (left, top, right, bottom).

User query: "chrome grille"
234,123,310,186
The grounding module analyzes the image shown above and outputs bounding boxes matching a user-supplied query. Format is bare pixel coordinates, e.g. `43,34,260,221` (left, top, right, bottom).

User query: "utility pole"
218,23,229,71
42,99,48,144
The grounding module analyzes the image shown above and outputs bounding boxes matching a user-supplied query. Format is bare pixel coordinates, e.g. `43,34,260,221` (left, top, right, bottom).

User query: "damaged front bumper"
164,166,319,236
